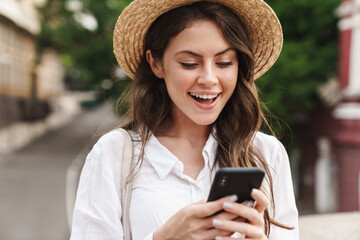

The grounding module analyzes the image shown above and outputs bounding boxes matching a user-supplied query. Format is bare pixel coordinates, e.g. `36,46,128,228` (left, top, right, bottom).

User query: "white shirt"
71,129,299,240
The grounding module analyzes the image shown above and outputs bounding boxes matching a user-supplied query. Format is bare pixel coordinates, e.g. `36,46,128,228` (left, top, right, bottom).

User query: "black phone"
207,167,265,203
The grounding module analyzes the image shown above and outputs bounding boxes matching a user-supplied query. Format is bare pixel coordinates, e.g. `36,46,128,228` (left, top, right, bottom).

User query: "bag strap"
119,128,134,240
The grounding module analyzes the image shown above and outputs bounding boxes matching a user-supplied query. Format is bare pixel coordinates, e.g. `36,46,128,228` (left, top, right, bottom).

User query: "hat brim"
113,0,283,80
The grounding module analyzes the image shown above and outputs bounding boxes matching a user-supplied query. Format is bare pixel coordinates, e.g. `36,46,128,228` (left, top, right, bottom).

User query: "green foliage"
38,0,131,91
258,0,339,142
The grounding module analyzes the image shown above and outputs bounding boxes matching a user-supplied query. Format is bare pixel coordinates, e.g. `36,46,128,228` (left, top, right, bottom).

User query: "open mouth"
189,93,219,104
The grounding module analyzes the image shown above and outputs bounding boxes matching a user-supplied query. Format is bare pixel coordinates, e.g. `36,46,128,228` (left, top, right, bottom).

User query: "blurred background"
0,0,359,239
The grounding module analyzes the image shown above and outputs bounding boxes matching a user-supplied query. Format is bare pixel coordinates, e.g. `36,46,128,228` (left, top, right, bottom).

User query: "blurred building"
0,0,65,152
36,49,64,100
333,0,360,212
0,0,38,126
299,0,360,213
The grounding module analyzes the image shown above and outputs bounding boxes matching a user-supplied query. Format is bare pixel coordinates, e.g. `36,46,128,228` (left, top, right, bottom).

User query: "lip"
189,91,220,96
190,93,221,110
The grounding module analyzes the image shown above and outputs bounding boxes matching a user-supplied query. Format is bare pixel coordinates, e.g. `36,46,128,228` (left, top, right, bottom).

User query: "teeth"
190,93,218,99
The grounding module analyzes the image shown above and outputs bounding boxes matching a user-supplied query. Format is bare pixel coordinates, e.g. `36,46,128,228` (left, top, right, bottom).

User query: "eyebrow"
175,48,236,57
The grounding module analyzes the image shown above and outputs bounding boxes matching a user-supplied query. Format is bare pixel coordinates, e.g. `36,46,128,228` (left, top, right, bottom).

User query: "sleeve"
70,130,126,240
268,140,299,240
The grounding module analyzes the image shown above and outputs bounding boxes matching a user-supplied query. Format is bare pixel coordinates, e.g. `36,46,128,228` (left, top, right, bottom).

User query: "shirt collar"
144,131,218,180
145,134,179,180
202,131,218,169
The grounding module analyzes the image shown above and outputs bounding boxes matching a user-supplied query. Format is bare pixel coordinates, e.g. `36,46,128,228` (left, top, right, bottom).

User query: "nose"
197,63,218,86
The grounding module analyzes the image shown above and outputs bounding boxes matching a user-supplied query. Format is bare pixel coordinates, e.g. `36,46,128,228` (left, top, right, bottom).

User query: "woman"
71,0,299,239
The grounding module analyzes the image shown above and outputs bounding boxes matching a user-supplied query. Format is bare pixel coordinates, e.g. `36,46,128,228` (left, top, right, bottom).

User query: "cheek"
177,74,195,90
223,69,238,93
165,69,195,91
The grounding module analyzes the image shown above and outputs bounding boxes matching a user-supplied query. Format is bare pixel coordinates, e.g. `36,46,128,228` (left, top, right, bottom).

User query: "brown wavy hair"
119,1,291,236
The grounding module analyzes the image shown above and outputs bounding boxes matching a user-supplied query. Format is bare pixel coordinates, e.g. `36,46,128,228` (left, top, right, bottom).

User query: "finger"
194,195,238,218
203,209,243,230
212,219,264,239
233,215,246,223
221,201,264,226
214,237,243,240
251,189,270,213
214,237,257,240
212,204,247,222
201,228,233,239
212,210,238,221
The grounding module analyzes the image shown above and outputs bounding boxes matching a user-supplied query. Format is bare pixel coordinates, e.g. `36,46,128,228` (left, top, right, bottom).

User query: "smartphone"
207,167,265,203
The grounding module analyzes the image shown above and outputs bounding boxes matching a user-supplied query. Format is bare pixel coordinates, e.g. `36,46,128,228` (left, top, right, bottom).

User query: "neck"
161,109,212,142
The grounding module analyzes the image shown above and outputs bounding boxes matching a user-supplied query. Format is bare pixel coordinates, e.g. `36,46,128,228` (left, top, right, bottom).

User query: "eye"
216,62,233,68
180,62,198,69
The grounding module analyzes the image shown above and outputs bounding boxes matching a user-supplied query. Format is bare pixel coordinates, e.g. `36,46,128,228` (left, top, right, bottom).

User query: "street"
0,104,119,240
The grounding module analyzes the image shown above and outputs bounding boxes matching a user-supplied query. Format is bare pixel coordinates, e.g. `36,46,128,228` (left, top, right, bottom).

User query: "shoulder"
253,131,283,154
253,131,288,170
98,128,129,144
78,128,136,184
88,128,130,158
83,128,134,173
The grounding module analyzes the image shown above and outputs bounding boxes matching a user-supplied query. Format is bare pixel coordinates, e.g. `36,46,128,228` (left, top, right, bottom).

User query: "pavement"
299,211,360,240
0,103,119,240
0,91,96,154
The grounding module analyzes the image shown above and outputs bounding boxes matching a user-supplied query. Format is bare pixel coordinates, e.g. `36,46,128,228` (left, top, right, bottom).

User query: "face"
147,20,238,127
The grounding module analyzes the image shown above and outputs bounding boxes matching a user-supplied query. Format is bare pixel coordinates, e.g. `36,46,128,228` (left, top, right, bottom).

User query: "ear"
146,50,164,79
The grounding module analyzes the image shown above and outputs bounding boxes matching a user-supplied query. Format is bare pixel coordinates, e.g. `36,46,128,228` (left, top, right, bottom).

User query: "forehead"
165,20,234,56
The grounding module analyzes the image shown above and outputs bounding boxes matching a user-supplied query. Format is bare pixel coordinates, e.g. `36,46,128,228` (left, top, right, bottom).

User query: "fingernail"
213,219,222,227
228,194,238,202
245,200,254,207
215,237,223,240
223,201,233,209
252,189,259,197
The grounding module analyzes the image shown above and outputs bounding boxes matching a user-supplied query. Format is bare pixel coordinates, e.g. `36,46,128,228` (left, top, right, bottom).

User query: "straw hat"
113,0,283,80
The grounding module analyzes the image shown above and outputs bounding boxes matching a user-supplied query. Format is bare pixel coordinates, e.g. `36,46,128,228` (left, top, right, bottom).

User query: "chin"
192,116,218,126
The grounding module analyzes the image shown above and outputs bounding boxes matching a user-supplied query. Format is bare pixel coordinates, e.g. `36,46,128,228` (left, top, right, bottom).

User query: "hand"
153,196,238,240
211,189,269,240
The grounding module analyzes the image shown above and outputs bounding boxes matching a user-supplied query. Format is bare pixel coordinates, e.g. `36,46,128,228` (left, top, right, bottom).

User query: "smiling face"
147,20,238,129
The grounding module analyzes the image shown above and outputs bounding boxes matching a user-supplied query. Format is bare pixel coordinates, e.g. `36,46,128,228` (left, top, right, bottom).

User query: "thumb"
193,199,207,205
